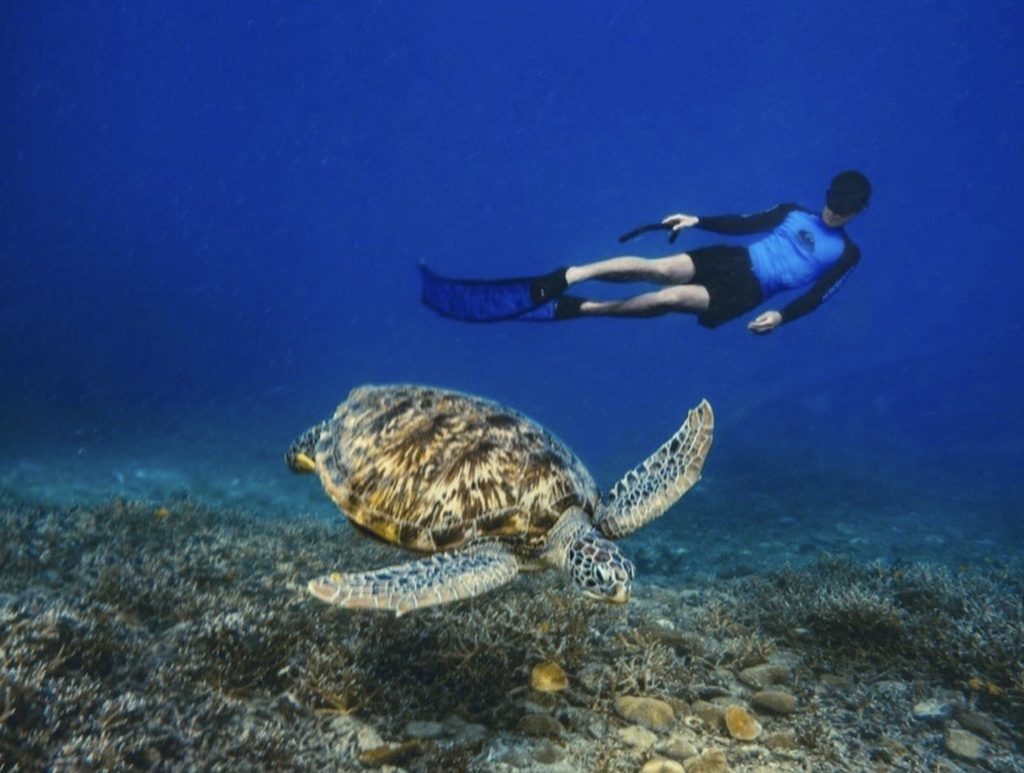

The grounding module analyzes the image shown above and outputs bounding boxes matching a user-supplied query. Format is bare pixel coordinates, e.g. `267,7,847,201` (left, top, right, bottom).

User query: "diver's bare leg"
574,284,710,318
565,253,695,286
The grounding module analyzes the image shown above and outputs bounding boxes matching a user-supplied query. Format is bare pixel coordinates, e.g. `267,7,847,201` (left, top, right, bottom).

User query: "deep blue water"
2,2,1022,553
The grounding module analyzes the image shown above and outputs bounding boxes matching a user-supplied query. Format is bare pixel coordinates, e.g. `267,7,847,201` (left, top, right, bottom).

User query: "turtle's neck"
545,508,593,560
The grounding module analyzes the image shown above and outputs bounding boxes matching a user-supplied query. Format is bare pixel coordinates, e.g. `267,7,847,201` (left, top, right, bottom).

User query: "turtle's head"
550,511,634,604
569,533,635,604
285,422,326,474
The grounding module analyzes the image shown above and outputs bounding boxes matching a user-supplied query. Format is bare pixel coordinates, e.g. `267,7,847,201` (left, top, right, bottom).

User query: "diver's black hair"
827,170,871,215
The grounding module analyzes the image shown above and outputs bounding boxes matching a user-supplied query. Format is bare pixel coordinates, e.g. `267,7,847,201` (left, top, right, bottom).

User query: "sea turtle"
286,384,713,616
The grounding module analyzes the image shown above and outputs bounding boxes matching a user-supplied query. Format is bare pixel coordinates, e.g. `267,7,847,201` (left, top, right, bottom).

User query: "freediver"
420,170,871,334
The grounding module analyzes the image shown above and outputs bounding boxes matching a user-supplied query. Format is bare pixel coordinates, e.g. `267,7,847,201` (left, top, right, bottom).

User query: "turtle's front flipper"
596,399,714,539
307,544,519,616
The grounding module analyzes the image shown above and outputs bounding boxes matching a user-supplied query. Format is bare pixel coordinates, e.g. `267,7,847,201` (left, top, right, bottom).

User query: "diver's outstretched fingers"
661,213,699,231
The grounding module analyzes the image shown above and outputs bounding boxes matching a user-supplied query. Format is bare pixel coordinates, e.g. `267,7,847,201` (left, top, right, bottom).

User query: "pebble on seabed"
911,698,955,722
681,748,730,772
750,689,797,715
641,758,685,773
944,727,985,762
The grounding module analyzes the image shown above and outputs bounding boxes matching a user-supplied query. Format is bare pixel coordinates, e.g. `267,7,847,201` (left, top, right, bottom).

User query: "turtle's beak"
286,422,327,473
583,585,629,604
607,585,630,604
292,452,316,473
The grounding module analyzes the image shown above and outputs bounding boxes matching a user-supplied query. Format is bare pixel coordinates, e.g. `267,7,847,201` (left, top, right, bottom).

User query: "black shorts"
690,245,764,328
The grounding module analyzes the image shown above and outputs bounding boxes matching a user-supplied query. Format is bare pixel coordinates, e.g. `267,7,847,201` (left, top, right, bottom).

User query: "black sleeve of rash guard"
694,203,799,236
780,241,861,324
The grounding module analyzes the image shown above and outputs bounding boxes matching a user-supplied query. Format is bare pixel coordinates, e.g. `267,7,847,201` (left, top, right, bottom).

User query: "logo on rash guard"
798,229,815,250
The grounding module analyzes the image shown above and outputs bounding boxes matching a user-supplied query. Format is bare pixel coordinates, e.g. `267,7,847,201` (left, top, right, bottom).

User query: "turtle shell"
311,384,599,553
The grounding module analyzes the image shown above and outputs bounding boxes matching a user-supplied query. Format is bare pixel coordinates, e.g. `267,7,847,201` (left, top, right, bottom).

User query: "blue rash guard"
695,203,861,323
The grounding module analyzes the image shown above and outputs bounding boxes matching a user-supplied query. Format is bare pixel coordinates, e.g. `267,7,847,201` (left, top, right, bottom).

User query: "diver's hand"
748,310,783,335
661,213,699,233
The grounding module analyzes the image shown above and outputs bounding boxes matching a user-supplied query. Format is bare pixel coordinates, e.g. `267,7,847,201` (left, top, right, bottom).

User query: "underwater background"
2,1,1023,770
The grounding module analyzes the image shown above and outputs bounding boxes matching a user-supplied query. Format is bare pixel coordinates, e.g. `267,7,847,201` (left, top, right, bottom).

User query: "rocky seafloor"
0,489,1022,772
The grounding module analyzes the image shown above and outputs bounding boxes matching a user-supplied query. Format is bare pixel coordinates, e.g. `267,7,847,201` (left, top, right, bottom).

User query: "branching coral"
611,630,675,695
3,493,1022,768
718,553,1024,724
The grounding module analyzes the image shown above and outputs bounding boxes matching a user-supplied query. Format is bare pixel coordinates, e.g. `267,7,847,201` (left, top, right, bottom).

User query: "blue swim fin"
514,298,559,321
420,264,565,321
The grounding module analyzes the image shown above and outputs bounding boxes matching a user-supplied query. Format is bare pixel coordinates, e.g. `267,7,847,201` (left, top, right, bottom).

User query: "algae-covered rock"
738,664,789,689
955,710,999,741
614,695,676,732
618,724,659,748
764,731,800,751
683,748,731,772
533,740,566,764
516,713,564,738
691,700,725,731
659,734,698,761
944,727,984,762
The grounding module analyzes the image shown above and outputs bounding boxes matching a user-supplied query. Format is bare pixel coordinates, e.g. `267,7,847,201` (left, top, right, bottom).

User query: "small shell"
724,704,761,741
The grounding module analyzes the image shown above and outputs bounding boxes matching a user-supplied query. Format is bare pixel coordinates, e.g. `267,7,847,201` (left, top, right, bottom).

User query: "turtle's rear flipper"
420,264,567,321
307,544,519,616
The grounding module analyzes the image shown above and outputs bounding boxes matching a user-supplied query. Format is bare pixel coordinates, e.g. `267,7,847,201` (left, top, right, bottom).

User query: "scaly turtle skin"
287,384,713,616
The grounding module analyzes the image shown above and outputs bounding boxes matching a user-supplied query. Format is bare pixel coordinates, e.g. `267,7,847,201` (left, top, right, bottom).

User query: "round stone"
751,690,797,715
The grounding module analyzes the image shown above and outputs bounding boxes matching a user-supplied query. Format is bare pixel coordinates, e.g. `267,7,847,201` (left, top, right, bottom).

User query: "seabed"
0,457,1021,772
